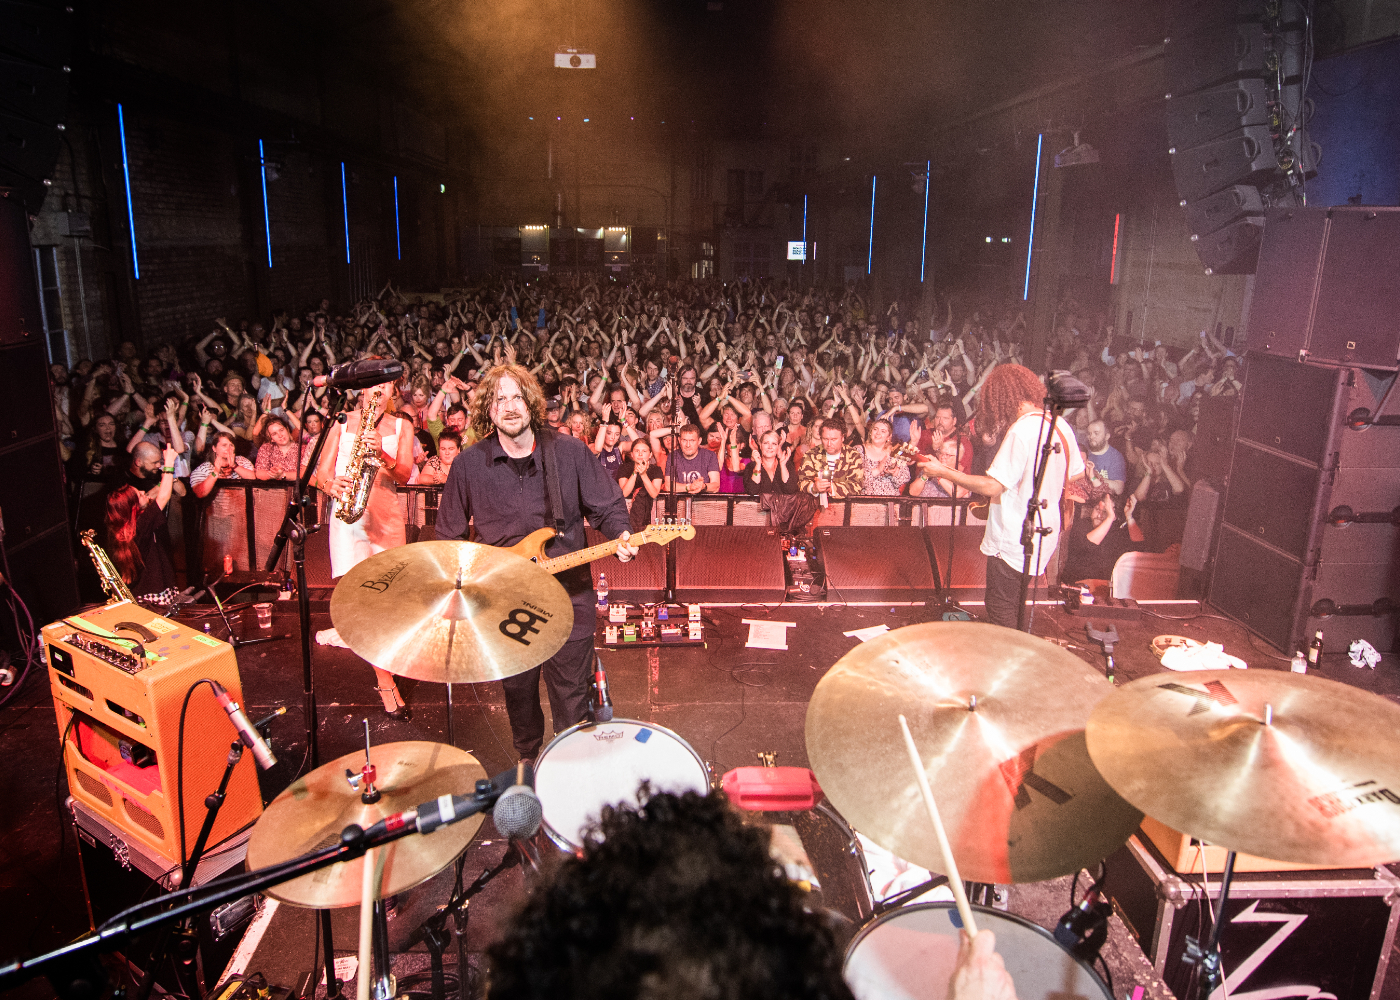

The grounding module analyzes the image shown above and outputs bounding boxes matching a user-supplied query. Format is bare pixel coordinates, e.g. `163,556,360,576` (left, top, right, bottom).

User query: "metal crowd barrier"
186,481,972,585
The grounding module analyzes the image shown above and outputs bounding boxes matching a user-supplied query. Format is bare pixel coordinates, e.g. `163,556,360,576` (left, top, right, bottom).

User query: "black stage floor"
4,597,1397,999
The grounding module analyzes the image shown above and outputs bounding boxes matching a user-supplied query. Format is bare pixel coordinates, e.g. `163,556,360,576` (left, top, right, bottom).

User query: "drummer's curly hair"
470,363,548,441
976,363,1047,440
486,788,855,1000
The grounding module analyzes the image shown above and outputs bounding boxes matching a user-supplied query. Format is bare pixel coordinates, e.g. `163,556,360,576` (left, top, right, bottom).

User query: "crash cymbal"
806,622,1142,884
247,741,486,908
1087,669,1400,867
330,540,573,684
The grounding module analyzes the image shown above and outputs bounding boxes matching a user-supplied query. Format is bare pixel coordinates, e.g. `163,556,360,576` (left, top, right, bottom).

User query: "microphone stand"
263,389,351,770
1015,389,1063,633
663,367,683,603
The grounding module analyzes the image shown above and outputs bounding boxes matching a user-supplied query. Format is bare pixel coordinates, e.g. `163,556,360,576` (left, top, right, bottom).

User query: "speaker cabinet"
675,526,784,603
1208,352,1400,652
1247,207,1400,370
586,526,666,602
815,527,937,602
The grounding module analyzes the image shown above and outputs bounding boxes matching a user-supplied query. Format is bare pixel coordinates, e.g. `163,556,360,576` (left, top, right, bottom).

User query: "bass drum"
534,718,711,853
843,902,1111,1000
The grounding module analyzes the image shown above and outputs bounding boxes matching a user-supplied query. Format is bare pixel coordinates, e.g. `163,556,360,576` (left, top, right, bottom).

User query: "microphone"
311,358,406,390
1046,370,1092,408
593,655,614,723
363,764,520,838
210,681,278,770
493,761,543,840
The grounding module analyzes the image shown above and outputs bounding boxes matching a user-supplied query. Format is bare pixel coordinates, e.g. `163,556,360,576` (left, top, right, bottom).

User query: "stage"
3,597,1397,999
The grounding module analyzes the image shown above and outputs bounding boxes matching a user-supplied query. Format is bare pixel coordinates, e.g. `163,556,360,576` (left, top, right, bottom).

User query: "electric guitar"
506,521,696,573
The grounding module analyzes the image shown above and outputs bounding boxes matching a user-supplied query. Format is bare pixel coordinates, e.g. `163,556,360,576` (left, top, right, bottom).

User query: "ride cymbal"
247,741,486,907
1087,669,1400,867
330,540,573,684
806,622,1141,884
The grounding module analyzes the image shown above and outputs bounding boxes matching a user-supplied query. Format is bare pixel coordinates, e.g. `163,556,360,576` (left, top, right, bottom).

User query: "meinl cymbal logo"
1308,780,1400,819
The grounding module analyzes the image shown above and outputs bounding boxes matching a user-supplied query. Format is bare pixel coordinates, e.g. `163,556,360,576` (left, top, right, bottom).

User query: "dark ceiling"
288,0,1172,156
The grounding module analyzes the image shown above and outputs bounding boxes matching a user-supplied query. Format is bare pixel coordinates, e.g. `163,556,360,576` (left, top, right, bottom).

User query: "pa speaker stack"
1164,0,1317,274
1207,351,1400,654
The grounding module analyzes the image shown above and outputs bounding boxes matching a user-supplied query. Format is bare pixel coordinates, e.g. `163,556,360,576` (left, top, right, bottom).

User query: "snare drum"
843,902,1111,1000
534,719,711,852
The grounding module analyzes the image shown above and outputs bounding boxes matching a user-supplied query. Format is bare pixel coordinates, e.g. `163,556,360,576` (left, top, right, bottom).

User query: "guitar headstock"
634,521,697,546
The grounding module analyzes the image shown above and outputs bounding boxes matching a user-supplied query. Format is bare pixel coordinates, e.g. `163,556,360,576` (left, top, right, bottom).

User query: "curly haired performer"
919,364,1084,629
436,364,638,765
486,789,1019,1000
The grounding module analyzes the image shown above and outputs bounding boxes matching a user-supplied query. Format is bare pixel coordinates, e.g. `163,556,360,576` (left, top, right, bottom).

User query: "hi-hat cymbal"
1087,669,1400,867
330,540,573,684
806,622,1142,884
247,741,486,908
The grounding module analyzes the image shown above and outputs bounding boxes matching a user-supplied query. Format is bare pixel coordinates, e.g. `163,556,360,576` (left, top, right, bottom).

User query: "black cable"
177,678,221,871
470,676,512,765
56,715,78,863
1096,954,1115,998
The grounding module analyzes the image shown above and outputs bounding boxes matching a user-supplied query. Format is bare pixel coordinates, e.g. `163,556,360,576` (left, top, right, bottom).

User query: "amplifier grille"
74,769,112,807
123,797,166,840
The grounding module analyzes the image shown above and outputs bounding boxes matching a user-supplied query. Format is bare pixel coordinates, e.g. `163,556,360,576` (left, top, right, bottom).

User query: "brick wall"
124,111,254,341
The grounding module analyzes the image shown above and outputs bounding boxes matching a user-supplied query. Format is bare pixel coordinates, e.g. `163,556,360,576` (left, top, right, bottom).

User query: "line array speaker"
1207,351,1399,652
1246,206,1400,370
1164,1,1315,275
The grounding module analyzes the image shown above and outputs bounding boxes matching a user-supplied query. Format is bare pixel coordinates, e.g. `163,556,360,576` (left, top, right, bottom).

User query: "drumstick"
898,713,978,937
356,847,387,1000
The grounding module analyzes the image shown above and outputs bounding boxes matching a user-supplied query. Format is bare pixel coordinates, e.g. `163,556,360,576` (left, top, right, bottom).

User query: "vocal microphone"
311,358,406,390
209,681,278,770
493,760,544,840
593,655,614,723
362,763,533,838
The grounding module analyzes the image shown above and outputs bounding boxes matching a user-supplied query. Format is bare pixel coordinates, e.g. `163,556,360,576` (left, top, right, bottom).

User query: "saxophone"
333,389,384,524
80,529,137,605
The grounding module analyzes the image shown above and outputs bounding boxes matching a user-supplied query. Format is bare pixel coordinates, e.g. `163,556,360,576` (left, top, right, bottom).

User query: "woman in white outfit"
310,378,416,718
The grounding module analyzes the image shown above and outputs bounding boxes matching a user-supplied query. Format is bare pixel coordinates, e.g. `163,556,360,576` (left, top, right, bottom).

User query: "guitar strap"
536,425,567,533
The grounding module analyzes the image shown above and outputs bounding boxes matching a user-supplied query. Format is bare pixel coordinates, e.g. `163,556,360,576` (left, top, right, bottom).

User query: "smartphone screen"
776,356,785,370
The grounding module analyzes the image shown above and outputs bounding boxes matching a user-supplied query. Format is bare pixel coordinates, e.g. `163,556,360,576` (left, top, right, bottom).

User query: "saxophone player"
310,374,416,719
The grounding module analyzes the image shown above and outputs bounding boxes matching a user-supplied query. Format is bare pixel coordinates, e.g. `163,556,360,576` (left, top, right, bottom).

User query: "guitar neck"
536,537,628,574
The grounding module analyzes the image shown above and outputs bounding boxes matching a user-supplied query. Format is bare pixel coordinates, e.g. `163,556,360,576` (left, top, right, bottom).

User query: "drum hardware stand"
1085,623,1119,684
440,569,471,748
408,840,539,1000
1183,848,1238,999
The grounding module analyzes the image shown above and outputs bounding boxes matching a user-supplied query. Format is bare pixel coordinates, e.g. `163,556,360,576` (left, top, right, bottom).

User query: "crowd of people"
50,274,1245,597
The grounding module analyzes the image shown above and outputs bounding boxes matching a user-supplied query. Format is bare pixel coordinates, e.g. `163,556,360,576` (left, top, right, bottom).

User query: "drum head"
843,903,1110,1000
534,719,710,851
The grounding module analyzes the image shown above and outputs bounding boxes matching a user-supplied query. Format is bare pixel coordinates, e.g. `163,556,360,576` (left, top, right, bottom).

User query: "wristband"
162,467,174,474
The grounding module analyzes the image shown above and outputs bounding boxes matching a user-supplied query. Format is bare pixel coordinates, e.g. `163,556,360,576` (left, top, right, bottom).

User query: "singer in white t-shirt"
916,365,1085,629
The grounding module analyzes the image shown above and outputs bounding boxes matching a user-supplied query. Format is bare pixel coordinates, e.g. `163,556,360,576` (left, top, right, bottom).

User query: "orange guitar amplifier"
42,601,263,869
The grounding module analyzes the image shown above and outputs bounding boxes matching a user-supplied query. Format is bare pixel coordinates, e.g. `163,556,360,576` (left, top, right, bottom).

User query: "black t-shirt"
133,501,177,598
1061,515,1136,585
745,458,800,495
621,463,665,531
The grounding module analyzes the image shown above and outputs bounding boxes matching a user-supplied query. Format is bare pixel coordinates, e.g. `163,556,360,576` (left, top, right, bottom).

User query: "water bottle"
1290,650,1307,674
596,572,609,611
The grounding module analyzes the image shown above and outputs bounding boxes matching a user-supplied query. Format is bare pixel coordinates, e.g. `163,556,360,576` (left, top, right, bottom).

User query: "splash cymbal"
1087,669,1400,867
330,540,573,684
806,622,1141,884
247,741,486,907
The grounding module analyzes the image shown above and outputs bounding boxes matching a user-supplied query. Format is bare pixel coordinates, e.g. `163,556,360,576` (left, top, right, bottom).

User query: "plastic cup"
254,602,273,629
